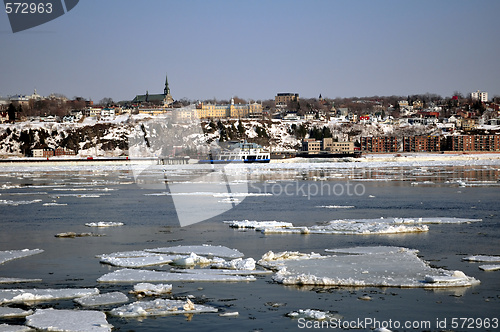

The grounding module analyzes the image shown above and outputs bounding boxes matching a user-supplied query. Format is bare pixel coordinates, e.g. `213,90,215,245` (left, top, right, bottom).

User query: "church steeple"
164,73,170,96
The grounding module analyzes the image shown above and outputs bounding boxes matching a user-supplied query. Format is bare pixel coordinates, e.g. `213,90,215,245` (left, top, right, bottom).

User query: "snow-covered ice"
0,307,33,318
287,309,342,321
74,292,128,307
258,251,324,270
55,232,102,238
210,257,256,270
224,220,294,230
259,220,428,235
97,268,256,283
99,250,238,268
26,309,112,332
219,311,239,317
144,245,244,259
269,246,479,287
100,253,178,268
109,298,218,317
42,202,68,206
169,253,225,267
0,288,99,304
0,324,33,332
479,265,500,271
0,199,41,206
462,255,500,262
131,283,172,296
85,222,124,227
238,217,481,235
169,268,272,276
316,205,355,209
0,277,42,284
0,249,44,265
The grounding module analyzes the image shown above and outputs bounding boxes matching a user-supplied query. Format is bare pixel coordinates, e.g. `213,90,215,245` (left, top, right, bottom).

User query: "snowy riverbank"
1,152,500,168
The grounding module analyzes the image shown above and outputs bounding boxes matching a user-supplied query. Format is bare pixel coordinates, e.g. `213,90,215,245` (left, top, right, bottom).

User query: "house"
32,148,54,158
54,147,76,156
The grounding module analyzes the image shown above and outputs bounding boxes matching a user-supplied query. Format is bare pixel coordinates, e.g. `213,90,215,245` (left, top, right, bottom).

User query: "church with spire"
132,73,174,107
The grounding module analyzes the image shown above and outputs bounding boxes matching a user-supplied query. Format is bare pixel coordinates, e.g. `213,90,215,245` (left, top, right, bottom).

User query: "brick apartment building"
403,136,441,152
361,137,400,152
448,135,500,152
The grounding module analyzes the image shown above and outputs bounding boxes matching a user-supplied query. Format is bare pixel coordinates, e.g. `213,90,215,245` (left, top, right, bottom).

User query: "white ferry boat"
199,141,270,164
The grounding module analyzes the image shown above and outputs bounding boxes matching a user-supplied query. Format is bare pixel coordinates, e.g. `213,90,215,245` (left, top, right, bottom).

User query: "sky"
1,0,499,103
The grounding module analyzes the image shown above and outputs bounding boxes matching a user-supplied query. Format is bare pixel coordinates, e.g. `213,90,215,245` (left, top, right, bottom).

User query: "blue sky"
1,0,499,102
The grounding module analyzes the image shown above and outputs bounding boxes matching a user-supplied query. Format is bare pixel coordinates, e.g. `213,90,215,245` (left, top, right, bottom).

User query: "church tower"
163,72,174,107
164,73,170,96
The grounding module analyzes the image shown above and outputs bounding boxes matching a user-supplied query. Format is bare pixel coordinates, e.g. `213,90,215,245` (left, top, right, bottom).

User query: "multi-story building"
322,138,354,153
361,137,400,152
471,90,488,102
301,139,321,154
449,135,500,151
403,136,441,152
275,93,299,107
195,99,262,119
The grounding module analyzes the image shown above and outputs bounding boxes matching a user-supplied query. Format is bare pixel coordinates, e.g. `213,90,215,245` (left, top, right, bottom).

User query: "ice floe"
98,250,235,268
231,217,481,235
144,245,244,259
479,265,500,271
55,232,103,238
258,251,324,270
26,309,112,332
85,222,124,227
100,253,178,268
0,249,44,265
0,288,99,304
269,246,479,287
170,253,224,267
287,309,342,321
0,199,41,206
97,269,256,283
109,298,218,317
316,205,355,209
131,283,172,296
210,257,256,270
0,307,33,318
0,277,42,284
169,268,272,276
42,202,68,206
74,292,128,307
0,324,33,332
224,220,294,230
462,255,500,262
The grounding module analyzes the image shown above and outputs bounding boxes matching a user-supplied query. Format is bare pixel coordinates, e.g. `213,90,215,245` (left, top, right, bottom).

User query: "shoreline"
1,152,500,167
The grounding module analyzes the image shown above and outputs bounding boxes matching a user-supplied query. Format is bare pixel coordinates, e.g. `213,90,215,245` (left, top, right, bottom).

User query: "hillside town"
1,74,499,159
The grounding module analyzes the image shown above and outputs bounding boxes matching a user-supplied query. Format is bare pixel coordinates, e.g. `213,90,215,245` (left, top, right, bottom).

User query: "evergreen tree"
7,103,16,123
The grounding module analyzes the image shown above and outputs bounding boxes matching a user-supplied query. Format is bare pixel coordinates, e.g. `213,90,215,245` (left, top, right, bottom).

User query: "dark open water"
0,163,499,331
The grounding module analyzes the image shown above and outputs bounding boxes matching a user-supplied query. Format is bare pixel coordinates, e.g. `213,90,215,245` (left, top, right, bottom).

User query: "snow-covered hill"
0,114,437,157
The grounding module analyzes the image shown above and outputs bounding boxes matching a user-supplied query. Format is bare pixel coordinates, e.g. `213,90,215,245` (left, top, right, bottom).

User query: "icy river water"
1,160,500,331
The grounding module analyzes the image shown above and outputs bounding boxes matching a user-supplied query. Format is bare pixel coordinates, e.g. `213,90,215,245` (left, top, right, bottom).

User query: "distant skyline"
1,0,499,102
